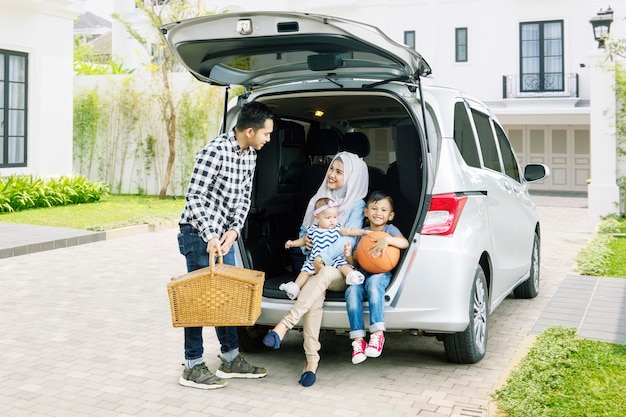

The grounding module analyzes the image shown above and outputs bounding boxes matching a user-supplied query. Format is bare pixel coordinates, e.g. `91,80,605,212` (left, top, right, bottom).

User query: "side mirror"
524,163,550,182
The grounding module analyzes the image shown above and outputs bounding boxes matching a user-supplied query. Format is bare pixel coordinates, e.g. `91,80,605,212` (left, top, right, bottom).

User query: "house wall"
0,0,83,178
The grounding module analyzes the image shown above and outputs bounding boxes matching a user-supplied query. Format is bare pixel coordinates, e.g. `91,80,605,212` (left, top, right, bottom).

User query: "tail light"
420,193,468,236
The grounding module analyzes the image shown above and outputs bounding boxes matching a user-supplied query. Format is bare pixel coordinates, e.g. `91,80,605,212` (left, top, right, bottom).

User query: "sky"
85,0,113,19
84,0,293,19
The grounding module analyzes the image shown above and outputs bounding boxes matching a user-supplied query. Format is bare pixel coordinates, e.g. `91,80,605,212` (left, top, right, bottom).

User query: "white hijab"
302,151,369,228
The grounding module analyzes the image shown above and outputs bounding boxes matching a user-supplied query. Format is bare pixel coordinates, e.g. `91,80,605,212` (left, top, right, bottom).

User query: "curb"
0,220,179,259
104,220,178,240
487,335,537,417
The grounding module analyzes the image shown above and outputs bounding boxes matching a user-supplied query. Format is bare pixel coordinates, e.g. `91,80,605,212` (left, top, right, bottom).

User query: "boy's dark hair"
367,190,394,210
235,101,274,131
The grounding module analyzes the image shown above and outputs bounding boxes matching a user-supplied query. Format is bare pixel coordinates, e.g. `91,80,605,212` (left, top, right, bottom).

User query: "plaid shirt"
180,132,256,242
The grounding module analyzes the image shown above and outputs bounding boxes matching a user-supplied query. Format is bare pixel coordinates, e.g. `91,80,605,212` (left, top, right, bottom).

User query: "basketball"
355,231,400,274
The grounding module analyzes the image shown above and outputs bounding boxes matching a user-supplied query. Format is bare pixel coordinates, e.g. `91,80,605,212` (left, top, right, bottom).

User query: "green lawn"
0,194,184,231
607,236,626,276
576,215,626,278
495,327,626,417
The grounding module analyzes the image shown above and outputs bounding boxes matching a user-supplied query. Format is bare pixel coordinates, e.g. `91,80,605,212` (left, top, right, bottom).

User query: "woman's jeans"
177,224,238,360
345,271,391,339
279,266,346,364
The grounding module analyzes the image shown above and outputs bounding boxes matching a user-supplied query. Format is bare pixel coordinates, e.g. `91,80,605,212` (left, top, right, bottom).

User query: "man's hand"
219,230,238,255
206,237,222,256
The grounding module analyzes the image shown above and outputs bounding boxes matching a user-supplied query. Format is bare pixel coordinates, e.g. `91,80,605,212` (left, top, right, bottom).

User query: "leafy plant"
111,0,214,199
494,327,626,417
576,214,626,276
0,175,109,213
576,232,612,276
74,88,104,174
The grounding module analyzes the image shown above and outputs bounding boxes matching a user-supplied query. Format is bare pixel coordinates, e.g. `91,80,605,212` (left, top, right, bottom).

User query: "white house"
106,0,624,228
0,0,84,178
2,0,620,226
283,1,626,227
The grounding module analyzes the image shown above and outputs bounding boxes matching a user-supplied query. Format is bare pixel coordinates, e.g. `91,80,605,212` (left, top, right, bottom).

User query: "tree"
112,0,210,199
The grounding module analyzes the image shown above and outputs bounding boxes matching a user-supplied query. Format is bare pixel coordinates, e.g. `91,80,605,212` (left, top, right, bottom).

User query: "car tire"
513,231,540,299
237,325,270,352
444,265,488,364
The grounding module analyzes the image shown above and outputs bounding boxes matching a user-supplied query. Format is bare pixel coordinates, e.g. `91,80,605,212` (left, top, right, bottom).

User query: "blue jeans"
345,271,391,339
177,224,239,360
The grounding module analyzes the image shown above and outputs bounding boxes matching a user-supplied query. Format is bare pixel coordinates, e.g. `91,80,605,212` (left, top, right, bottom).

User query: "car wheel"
237,325,270,352
444,265,488,364
513,232,540,299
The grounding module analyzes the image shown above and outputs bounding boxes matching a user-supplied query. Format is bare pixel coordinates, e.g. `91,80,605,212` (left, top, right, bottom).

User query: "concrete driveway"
0,194,595,417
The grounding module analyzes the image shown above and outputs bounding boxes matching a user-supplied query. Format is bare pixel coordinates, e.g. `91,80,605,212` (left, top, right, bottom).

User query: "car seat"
340,131,386,195
301,128,341,202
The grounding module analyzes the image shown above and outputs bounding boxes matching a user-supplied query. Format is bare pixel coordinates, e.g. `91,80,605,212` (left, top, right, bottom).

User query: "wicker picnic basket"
167,251,265,327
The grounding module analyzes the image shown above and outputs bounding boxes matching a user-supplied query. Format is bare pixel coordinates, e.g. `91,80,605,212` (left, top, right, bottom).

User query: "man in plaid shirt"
177,101,274,389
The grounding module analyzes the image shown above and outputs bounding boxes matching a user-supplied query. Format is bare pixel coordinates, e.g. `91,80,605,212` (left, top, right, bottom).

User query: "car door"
160,11,431,89
470,104,535,304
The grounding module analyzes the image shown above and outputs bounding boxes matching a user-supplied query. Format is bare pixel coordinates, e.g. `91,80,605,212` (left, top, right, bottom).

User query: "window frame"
519,20,564,93
494,123,521,182
453,101,481,169
404,30,416,49
472,109,502,173
0,49,28,168
455,27,468,62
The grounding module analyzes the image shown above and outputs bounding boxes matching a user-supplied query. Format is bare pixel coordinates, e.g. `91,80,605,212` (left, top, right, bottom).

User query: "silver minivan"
162,11,549,364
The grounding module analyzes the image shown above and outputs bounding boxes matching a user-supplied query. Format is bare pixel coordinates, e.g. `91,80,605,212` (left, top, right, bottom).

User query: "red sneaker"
351,339,367,364
365,333,385,358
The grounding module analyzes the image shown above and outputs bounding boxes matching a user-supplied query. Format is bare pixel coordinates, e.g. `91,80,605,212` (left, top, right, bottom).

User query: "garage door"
505,125,589,192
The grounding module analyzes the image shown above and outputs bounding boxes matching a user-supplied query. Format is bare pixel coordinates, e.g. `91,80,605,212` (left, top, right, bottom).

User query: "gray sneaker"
179,363,227,390
215,354,267,379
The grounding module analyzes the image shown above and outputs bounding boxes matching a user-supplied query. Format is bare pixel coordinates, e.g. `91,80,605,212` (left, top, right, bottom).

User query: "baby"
280,197,369,299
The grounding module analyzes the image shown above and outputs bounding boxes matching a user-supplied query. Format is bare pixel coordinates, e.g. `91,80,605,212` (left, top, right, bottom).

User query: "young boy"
343,190,409,364
279,197,370,300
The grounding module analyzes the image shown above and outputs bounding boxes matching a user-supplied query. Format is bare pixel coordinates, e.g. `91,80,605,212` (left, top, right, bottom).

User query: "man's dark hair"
367,190,394,210
235,101,274,131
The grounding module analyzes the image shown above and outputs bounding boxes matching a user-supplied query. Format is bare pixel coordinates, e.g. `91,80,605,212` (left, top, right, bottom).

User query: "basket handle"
209,247,224,274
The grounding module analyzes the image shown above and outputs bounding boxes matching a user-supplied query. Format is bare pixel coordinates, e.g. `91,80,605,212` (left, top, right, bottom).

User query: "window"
494,124,521,182
150,43,165,64
453,102,480,168
0,50,28,167
455,28,468,62
404,31,415,49
520,21,563,92
472,110,501,172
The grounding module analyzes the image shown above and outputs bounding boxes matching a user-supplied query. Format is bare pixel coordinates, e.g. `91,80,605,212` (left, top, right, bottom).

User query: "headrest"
306,128,340,156
341,132,370,157
277,121,306,146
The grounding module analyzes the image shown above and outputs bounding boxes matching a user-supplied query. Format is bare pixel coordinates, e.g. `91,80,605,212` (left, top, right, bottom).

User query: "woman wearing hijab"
263,151,369,387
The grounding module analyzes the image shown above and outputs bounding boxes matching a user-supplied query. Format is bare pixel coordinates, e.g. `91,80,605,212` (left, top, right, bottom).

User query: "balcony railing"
502,73,579,99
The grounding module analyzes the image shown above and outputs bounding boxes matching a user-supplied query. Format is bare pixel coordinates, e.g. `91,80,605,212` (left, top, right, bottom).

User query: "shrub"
0,175,109,213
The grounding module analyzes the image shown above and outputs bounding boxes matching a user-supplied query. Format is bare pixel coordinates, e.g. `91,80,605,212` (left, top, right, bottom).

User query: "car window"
494,123,521,182
453,102,480,168
472,109,501,172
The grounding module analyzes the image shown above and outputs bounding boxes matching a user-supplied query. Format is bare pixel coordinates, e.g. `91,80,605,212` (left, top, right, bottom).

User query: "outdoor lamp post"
589,6,614,48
